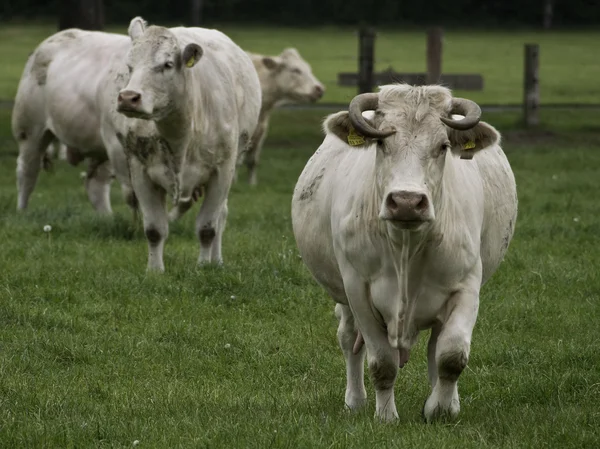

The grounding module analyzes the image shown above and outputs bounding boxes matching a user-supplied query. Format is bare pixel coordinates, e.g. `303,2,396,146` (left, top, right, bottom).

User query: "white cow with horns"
100,17,261,271
292,84,517,422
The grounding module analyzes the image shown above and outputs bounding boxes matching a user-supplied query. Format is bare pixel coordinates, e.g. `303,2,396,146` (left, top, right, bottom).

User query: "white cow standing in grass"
100,18,261,271
292,85,518,422
241,48,325,185
11,29,133,213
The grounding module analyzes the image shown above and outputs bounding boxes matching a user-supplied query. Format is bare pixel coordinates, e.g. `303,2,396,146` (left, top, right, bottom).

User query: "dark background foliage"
1,0,598,28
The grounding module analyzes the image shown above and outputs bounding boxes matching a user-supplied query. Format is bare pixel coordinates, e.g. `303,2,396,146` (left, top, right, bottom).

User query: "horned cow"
292,84,517,422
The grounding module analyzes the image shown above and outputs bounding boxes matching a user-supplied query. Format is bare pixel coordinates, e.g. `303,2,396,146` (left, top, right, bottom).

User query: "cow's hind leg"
335,303,367,410
245,118,268,186
423,287,480,422
85,159,113,214
130,158,168,272
16,129,54,210
208,200,228,263
196,161,235,265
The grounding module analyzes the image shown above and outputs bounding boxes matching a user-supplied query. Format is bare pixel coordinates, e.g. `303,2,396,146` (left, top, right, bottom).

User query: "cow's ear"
182,44,203,69
323,111,374,148
280,48,299,58
128,16,147,41
262,56,282,71
447,121,500,160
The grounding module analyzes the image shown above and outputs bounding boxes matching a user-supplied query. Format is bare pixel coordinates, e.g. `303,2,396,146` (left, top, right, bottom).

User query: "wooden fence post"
426,27,443,85
523,44,540,127
358,27,376,94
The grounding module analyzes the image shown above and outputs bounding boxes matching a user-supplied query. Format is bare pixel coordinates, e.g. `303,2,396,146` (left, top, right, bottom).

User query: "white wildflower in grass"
230,295,236,300
573,217,580,222
43,225,52,233
224,344,231,349
80,171,87,179
132,440,140,447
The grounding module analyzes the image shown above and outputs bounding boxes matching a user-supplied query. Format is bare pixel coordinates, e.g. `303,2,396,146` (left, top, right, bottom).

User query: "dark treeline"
2,0,599,28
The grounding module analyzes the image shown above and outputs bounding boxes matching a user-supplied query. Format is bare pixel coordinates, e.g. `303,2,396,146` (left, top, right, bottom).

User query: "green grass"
1,23,600,105
1,104,600,447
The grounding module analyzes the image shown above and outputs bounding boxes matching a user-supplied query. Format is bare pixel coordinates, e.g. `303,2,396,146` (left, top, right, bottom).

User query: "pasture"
1,24,600,448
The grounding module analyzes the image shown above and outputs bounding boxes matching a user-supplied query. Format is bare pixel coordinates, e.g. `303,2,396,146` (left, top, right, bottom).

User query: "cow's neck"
154,102,193,146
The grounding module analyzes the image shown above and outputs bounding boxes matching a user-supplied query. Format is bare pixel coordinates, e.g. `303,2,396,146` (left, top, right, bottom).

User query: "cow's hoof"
422,396,460,423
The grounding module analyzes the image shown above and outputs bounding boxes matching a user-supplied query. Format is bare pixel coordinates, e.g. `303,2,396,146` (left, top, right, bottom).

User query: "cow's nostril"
117,93,123,102
386,193,399,211
131,94,140,104
416,195,428,210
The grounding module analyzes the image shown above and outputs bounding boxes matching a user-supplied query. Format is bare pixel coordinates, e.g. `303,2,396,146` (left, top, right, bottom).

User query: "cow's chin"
384,219,430,233
286,92,320,104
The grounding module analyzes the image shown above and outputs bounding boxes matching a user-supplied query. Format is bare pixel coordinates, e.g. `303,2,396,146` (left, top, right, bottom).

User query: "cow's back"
171,27,261,141
473,144,518,284
12,29,129,154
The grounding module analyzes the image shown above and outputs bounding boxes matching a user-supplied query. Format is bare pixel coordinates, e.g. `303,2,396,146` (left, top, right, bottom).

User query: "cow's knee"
438,349,468,382
145,227,163,246
369,358,397,391
199,227,216,246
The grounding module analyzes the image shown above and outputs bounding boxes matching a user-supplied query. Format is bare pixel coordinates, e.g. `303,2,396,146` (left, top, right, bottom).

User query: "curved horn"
348,93,396,139
440,98,482,130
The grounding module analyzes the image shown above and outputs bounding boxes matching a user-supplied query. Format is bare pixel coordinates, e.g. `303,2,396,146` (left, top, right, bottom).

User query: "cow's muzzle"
381,190,432,229
117,90,146,117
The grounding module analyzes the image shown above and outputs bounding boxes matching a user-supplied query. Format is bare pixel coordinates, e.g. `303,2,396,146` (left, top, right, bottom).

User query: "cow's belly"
45,92,104,155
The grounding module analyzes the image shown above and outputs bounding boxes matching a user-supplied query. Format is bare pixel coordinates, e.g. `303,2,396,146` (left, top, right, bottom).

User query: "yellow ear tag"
463,141,476,150
186,56,195,68
347,126,365,146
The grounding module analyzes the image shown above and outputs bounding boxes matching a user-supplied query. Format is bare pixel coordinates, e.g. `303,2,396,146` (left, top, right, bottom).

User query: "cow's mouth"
117,106,152,119
386,219,428,231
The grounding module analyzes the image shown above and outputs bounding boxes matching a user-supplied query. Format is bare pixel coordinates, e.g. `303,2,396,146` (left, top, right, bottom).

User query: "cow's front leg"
335,303,367,410
130,158,168,272
423,280,480,422
341,266,399,421
196,162,234,265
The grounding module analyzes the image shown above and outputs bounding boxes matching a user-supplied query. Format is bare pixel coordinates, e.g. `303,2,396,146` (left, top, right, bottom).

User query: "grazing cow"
11,29,133,213
241,48,325,185
100,17,261,271
291,85,517,422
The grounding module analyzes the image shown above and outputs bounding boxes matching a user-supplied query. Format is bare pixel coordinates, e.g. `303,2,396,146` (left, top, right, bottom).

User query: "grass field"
1,96,600,447
1,23,600,105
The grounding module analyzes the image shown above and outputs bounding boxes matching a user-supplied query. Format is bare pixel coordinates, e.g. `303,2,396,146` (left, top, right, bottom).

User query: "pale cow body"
100,18,261,271
242,49,324,185
12,29,132,213
292,85,517,421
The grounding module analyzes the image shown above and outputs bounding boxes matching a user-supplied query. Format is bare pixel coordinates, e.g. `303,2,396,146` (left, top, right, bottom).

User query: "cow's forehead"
375,109,448,143
130,26,179,61
281,51,310,69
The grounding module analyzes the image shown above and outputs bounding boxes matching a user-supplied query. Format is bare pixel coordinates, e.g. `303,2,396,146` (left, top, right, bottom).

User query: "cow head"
260,48,325,104
117,17,203,120
324,85,499,232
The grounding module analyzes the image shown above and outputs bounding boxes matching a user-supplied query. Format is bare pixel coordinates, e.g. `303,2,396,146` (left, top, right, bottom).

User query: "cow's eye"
126,65,133,74
292,68,302,75
164,61,174,69
441,142,451,152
